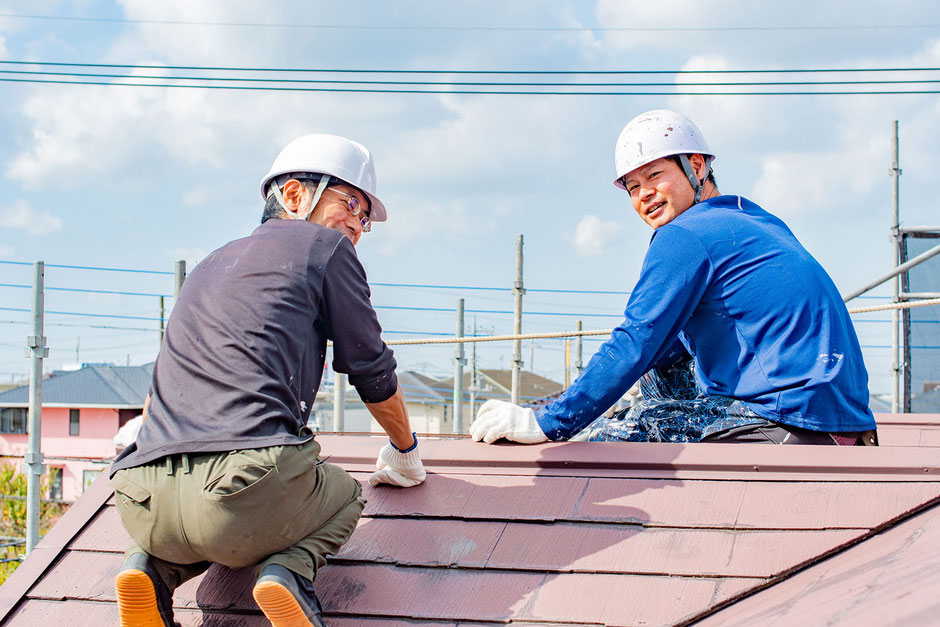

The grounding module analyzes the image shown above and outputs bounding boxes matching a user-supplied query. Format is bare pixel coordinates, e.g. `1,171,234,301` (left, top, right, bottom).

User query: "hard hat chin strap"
678,154,711,204
269,175,331,221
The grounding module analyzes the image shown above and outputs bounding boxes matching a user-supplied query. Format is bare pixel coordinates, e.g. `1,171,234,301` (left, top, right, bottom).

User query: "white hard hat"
613,109,714,190
260,133,387,222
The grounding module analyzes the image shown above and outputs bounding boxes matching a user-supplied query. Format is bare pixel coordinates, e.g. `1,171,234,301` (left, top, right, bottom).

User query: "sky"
1,1,939,399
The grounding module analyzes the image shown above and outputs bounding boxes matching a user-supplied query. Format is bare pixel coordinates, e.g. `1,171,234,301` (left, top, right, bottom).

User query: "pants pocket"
203,459,277,501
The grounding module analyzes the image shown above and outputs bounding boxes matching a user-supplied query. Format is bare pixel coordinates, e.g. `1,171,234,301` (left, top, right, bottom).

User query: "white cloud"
0,244,13,259
573,214,623,256
0,200,63,234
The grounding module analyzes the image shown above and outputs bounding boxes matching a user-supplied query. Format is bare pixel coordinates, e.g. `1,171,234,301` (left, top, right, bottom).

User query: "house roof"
1,412,938,625
398,370,448,404
0,364,152,409
433,369,565,404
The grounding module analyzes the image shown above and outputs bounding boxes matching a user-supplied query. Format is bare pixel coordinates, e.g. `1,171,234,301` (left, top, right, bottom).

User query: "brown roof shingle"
1,415,939,625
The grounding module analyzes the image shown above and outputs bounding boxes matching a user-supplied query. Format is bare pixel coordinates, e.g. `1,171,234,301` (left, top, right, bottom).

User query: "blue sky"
1,1,938,396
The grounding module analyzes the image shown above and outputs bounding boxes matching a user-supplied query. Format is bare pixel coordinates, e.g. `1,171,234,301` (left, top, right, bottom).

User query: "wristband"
390,432,418,453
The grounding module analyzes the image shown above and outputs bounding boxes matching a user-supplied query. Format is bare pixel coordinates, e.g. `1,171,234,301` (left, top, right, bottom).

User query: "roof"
1,412,938,625
0,364,152,409
398,370,448,404
433,369,565,404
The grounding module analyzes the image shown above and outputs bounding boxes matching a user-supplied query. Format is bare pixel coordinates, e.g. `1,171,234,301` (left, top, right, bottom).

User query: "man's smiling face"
622,156,697,229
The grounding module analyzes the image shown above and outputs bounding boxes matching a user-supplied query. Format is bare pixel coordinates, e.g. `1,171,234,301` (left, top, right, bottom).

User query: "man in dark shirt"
110,134,424,627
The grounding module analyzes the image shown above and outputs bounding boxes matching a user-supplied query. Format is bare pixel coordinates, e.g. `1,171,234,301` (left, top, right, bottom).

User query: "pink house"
0,364,150,502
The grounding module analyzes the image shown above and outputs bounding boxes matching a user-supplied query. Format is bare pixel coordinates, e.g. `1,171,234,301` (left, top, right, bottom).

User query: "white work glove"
470,400,549,444
113,414,144,450
369,434,426,488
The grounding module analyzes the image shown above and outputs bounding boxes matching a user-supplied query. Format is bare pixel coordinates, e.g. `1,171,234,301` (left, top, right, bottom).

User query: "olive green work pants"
110,438,365,593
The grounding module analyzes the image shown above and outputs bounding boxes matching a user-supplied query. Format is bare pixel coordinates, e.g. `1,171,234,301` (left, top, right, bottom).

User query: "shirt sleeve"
321,236,398,404
535,225,713,440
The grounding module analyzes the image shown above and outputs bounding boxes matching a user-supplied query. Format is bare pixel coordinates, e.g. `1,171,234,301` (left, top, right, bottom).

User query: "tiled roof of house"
1,413,938,625
398,370,448,404
0,364,153,408
433,369,565,404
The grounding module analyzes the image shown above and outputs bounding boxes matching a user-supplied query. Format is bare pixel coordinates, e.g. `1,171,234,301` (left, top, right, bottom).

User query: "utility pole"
159,295,165,344
511,235,525,405
469,316,478,419
890,121,902,413
25,261,48,555
453,298,466,434
564,340,571,387
575,320,583,376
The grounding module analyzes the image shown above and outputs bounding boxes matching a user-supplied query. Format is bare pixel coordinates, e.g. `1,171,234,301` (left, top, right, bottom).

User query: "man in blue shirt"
470,110,877,447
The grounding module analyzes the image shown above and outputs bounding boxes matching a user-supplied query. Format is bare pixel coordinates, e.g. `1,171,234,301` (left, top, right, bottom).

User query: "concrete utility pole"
575,320,584,376
890,121,902,413
159,296,165,344
25,261,48,555
453,298,466,434
511,235,525,405
469,316,478,419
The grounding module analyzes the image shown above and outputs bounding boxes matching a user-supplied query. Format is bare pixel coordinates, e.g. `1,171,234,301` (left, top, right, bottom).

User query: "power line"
4,76,935,96
1,13,937,33
3,69,938,88
2,60,937,75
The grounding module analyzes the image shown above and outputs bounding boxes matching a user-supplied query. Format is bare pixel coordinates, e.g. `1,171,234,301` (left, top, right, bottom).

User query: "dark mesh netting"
587,357,767,442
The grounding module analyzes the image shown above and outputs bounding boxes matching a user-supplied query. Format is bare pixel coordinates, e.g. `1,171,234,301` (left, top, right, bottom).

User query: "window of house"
0,408,27,434
83,469,101,493
48,467,63,501
69,409,80,436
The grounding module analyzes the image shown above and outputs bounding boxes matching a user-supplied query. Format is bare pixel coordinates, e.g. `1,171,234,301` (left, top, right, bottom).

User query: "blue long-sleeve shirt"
536,195,876,440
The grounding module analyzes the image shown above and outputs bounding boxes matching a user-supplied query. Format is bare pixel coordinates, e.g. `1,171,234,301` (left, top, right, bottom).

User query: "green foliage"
0,462,68,585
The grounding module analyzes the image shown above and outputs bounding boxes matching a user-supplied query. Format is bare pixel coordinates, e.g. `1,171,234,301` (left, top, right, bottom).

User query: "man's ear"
689,153,709,179
281,179,306,212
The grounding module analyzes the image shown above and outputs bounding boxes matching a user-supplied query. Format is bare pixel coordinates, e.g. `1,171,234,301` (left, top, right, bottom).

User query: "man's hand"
369,435,427,488
470,400,549,444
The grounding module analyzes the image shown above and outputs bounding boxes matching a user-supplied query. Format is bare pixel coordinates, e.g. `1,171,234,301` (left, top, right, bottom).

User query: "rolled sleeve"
322,237,398,404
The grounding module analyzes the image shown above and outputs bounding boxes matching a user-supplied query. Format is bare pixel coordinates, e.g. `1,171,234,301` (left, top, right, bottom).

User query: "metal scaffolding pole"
174,259,187,300
511,235,525,405
453,298,466,434
890,121,902,413
25,262,48,555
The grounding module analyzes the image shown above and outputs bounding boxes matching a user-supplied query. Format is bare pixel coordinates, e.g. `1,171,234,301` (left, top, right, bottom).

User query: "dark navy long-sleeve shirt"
536,195,876,440
112,219,397,474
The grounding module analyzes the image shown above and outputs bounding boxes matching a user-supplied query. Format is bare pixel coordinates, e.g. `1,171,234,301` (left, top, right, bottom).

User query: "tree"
0,462,68,585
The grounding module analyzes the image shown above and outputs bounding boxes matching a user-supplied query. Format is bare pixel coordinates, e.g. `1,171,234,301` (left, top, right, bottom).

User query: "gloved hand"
470,400,549,444
369,434,426,488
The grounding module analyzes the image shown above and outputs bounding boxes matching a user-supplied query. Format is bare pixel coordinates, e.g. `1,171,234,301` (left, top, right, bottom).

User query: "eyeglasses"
326,188,371,233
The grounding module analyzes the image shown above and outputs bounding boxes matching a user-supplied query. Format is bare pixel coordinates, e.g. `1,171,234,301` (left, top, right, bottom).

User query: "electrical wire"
5,76,935,95
2,60,938,75
3,69,938,88
1,13,938,32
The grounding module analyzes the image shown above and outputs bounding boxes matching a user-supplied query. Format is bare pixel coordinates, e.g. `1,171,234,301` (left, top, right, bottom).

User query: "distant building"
0,364,151,502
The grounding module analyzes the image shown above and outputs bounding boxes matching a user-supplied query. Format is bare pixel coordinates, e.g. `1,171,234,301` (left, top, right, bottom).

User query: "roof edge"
0,470,114,622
